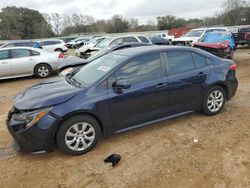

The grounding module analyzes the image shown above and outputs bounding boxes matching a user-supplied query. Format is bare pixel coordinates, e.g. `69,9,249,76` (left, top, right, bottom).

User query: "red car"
193,31,235,59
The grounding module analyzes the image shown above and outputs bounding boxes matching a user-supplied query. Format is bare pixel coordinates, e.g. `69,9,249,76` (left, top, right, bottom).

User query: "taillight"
229,64,236,70
58,53,63,59
244,33,249,40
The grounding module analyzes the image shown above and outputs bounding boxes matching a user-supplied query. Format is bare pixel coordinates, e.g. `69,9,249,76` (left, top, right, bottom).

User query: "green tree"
0,6,53,39
157,15,186,30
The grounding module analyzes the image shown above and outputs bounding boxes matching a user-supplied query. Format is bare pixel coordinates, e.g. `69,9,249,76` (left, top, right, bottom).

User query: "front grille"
6,107,19,124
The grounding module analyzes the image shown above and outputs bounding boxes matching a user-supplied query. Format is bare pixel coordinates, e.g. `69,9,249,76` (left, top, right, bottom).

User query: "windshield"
95,38,112,48
70,53,127,86
183,30,204,37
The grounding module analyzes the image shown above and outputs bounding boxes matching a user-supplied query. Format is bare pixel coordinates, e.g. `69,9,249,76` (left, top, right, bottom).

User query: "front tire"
202,86,226,116
56,115,101,155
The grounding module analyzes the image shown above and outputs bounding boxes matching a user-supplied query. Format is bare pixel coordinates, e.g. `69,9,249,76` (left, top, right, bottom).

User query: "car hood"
172,37,200,42
193,41,229,49
13,77,81,110
78,46,102,53
58,56,90,70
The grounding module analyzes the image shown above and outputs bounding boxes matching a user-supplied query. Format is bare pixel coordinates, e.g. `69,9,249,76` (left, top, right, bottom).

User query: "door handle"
155,83,168,88
197,72,207,77
29,58,34,61
1,61,8,64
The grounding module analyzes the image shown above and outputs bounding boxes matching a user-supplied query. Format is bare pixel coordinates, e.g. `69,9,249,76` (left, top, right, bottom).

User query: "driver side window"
108,53,162,87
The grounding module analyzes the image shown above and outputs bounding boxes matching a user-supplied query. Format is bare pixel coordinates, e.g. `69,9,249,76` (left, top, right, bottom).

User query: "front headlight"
13,107,52,128
59,68,73,76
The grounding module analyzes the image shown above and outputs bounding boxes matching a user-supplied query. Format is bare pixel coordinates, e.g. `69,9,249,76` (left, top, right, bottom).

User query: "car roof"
0,46,47,53
37,39,63,42
109,42,152,49
4,40,34,44
111,45,212,58
192,27,228,31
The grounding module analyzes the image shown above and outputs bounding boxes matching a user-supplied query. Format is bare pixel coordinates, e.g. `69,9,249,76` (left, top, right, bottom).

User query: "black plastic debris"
104,154,121,167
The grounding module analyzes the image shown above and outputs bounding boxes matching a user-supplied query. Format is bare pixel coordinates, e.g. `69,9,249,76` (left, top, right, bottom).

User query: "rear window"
192,53,207,68
43,41,61,46
31,50,40,56
123,37,138,43
240,28,250,32
138,36,150,43
166,51,195,75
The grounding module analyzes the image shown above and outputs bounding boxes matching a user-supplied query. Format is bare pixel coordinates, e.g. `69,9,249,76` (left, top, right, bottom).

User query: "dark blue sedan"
7,46,238,155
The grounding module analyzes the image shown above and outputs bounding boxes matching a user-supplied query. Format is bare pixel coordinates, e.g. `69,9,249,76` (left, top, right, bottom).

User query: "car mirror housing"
112,79,131,94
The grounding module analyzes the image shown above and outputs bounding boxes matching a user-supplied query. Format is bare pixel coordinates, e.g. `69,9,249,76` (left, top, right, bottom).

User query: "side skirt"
115,111,194,134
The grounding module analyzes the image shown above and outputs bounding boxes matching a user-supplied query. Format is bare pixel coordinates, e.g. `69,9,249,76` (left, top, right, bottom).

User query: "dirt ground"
0,48,250,188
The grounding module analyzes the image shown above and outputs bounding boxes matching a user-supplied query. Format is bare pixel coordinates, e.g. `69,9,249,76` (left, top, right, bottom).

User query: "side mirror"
112,79,131,93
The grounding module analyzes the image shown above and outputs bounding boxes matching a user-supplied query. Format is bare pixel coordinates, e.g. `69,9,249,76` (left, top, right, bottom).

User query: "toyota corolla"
6,46,238,155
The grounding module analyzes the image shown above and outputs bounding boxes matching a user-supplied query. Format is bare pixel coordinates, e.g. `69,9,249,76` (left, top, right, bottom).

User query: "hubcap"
38,66,49,77
207,90,224,112
65,122,95,152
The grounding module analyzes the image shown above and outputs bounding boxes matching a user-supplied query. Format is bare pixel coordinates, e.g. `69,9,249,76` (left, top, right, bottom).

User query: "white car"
75,36,108,57
37,39,68,53
76,35,151,58
172,27,229,46
66,37,91,49
0,47,63,80
153,33,175,41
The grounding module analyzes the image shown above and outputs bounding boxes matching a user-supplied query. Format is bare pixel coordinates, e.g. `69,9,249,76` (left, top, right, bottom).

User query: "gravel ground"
0,48,250,188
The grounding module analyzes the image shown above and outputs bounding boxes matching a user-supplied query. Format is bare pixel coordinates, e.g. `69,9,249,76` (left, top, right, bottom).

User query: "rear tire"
34,64,52,78
202,86,226,116
56,115,101,155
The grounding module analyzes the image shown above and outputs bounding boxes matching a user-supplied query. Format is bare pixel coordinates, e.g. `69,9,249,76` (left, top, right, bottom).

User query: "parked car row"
1,39,68,54
59,43,152,75
75,35,152,59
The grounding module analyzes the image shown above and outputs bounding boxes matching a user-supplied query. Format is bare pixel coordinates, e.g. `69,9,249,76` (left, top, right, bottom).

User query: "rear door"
41,41,57,52
164,51,210,115
0,50,11,78
107,52,169,131
9,49,35,76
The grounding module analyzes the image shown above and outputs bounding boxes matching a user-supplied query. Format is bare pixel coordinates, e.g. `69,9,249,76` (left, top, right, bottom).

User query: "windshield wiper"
70,77,82,87
65,74,82,88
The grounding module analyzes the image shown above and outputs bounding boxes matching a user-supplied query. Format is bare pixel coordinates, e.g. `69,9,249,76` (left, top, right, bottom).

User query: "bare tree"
51,13,62,36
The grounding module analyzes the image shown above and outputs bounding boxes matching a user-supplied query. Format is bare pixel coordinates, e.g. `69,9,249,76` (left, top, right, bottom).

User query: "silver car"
0,47,63,80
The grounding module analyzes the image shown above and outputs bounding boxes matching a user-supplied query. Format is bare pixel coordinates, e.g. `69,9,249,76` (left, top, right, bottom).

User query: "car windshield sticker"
97,66,111,72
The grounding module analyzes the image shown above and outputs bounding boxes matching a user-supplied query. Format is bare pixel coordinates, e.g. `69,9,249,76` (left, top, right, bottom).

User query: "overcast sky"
0,0,226,23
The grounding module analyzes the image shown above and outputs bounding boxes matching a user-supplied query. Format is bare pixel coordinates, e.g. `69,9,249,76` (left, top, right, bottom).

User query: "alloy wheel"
207,90,224,113
37,66,50,77
64,122,96,152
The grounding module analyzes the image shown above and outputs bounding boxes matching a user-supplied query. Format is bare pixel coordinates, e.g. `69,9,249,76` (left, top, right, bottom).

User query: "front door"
107,52,169,132
9,49,35,76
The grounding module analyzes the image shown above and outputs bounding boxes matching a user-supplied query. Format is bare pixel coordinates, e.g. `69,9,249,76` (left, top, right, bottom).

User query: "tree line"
0,0,249,40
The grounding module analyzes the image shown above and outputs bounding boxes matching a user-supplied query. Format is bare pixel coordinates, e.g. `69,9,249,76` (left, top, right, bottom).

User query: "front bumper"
172,40,193,46
6,109,60,153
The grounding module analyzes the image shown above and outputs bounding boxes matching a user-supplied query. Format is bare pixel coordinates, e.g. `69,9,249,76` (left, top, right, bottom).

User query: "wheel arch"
34,63,52,75
56,111,105,136
54,48,63,52
212,82,229,100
